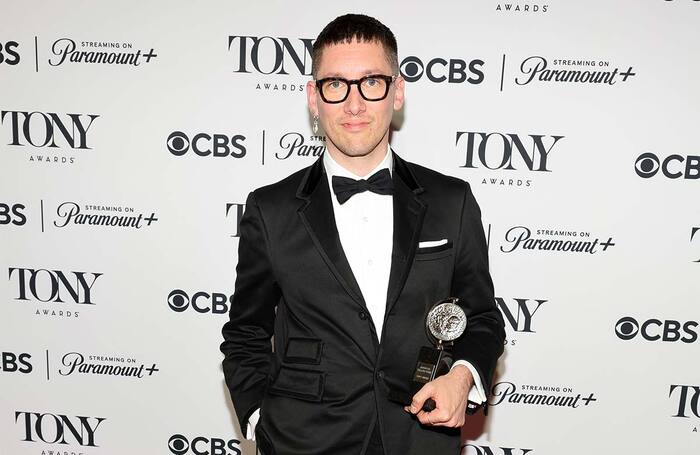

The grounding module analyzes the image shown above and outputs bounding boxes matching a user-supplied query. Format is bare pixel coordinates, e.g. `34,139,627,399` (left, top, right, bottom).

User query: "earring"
312,116,319,134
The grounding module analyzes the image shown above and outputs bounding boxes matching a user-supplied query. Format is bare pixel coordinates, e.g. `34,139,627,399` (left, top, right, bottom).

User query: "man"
221,14,505,455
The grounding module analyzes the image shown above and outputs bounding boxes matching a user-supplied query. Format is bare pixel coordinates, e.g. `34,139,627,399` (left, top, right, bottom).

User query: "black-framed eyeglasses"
315,74,397,104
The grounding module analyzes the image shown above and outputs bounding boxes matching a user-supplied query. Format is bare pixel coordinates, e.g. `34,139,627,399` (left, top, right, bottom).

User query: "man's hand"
403,364,473,427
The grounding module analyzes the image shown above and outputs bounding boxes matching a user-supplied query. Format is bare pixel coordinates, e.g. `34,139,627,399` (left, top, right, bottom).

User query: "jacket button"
376,370,385,380
358,311,368,320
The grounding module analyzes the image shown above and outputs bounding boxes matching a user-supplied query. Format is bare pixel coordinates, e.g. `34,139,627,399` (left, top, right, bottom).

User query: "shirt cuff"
451,360,486,404
245,408,260,441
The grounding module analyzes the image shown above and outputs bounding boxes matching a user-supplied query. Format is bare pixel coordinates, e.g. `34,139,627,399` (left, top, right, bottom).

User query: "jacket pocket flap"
269,366,324,402
284,337,323,365
415,244,454,261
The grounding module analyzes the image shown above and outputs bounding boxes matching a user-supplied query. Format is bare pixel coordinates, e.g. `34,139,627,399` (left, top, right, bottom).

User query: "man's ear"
307,80,319,117
393,75,405,111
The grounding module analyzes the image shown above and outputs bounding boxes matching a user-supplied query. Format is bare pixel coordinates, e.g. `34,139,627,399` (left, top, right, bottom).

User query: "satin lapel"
298,170,366,310
384,164,427,319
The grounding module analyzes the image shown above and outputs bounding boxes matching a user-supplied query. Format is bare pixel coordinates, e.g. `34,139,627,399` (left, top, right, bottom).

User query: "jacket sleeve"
450,182,505,400
220,191,280,435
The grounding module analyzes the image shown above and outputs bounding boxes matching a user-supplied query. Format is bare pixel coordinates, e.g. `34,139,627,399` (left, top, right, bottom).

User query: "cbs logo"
615,316,698,343
0,41,20,65
399,56,484,84
0,203,27,226
0,352,32,373
167,290,231,314
635,152,700,179
167,131,246,158
169,434,241,455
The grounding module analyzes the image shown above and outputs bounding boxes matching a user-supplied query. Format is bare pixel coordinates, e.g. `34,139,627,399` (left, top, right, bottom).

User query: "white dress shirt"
245,147,484,440
324,147,394,341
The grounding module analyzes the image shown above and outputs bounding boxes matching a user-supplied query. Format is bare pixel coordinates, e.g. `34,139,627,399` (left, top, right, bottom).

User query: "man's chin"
329,141,383,159
337,148,373,158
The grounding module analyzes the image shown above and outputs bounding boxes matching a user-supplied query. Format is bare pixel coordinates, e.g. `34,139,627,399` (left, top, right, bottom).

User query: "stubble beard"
326,127,389,160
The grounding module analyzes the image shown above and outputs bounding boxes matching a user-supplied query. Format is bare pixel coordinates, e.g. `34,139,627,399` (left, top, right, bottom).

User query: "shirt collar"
323,144,393,180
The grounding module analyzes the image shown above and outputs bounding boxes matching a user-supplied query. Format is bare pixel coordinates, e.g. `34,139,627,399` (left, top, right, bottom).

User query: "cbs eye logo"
169,434,189,454
635,152,700,179
167,289,231,314
614,317,639,340
615,316,698,343
399,55,484,84
168,434,241,455
166,131,246,158
634,153,659,178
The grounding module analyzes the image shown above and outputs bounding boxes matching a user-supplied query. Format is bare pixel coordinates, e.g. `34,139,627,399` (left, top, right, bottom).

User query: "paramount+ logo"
169,434,241,455
635,152,700,179
615,316,698,343
168,289,231,314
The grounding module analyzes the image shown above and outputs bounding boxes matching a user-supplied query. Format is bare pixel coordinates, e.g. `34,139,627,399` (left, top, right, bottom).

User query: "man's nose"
344,83,366,116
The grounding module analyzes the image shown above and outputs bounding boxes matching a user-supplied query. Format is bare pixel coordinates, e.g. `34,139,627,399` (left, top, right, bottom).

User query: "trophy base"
411,345,453,392
388,346,453,411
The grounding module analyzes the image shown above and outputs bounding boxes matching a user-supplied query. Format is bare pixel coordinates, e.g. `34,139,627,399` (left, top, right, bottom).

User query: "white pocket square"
418,239,448,248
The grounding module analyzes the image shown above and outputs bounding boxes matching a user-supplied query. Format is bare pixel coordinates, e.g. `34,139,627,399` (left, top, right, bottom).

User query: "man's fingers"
431,410,450,424
406,374,471,428
415,410,431,425
415,409,453,426
444,415,465,428
409,383,435,413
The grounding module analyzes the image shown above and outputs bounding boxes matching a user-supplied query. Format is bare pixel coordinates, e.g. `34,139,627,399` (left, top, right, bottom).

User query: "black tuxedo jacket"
221,152,505,455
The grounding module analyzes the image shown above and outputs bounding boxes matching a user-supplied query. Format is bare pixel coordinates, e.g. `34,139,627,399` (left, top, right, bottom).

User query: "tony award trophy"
390,297,468,411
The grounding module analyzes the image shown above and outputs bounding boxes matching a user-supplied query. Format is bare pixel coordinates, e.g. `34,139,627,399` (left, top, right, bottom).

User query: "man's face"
307,39,404,159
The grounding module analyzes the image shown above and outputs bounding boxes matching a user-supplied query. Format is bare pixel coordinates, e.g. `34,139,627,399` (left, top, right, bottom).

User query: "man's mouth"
341,120,370,131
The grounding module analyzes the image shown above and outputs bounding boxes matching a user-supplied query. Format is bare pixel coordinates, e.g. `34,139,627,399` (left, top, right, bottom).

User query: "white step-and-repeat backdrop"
1,1,698,454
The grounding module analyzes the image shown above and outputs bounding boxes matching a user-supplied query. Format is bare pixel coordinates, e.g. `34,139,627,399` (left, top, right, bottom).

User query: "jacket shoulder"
404,159,471,194
248,165,310,205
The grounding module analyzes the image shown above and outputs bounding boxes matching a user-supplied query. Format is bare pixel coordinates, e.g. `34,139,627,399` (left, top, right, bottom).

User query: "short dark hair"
312,14,398,78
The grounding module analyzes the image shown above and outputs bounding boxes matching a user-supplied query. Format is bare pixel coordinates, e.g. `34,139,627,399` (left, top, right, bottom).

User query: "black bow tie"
331,168,394,204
